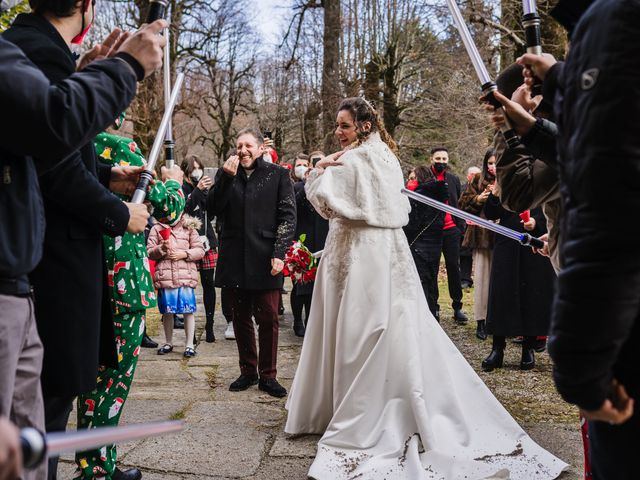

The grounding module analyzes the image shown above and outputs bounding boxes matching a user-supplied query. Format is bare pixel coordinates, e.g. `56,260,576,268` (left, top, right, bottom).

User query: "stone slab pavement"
57,283,582,479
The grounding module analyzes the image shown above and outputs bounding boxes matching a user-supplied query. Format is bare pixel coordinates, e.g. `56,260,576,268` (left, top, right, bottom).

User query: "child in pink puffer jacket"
147,214,204,357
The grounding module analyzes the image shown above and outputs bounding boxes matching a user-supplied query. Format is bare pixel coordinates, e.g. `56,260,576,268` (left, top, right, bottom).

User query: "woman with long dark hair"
180,155,219,342
284,98,567,479
458,148,497,340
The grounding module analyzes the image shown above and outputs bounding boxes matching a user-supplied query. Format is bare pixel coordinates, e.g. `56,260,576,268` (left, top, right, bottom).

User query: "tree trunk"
321,0,341,152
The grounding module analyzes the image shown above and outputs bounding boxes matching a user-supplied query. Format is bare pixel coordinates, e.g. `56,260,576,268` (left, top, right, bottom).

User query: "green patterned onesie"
74,132,185,479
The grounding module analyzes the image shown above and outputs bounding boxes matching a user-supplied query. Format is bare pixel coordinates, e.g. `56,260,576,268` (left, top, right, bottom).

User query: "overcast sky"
256,0,292,48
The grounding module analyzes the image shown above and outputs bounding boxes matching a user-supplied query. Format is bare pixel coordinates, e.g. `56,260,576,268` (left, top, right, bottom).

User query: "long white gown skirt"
285,217,568,480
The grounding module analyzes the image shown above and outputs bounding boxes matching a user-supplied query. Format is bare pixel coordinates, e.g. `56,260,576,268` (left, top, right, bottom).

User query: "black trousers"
410,235,443,318
290,283,312,326
221,287,233,323
439,227,463,311
44,395,75,480
589,411,639,480
460,245,473,286
199,268,216,326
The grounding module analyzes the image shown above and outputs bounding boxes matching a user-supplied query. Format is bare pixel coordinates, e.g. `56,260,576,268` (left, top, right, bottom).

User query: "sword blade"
402,188,537,245
145,72,184,172
522,0,538,15
445,0,492,85
46,421,184,458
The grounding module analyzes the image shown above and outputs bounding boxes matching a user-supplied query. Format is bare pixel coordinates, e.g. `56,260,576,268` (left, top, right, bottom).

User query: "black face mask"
433,163,446,174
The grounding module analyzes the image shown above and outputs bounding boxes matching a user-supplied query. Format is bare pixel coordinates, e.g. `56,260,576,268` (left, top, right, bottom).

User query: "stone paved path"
58,283,583,479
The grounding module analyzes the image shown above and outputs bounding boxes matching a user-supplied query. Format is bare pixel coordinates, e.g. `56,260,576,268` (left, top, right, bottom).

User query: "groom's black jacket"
208,158,296,291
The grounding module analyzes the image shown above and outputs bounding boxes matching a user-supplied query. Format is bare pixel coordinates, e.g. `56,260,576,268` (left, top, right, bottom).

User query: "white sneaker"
224,323,235,340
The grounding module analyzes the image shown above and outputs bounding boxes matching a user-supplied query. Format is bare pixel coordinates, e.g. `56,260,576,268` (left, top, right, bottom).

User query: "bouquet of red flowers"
283,234,318,284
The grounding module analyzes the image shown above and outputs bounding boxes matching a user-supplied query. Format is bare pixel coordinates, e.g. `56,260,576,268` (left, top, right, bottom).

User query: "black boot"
112,467,142,480
293,318,305,337
205,318,215,343
453,309,469,324
475,320,487,340
482,346,504,372
520,347,536,370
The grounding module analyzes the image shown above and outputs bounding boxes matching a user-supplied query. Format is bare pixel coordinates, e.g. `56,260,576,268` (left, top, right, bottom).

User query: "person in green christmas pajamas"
74,132,185,480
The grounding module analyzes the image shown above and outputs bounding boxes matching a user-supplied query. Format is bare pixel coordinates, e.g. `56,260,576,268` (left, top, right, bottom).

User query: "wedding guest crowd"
2,0,638,479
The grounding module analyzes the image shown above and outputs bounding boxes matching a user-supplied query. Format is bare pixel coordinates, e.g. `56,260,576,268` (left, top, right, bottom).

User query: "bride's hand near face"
315,151,345,170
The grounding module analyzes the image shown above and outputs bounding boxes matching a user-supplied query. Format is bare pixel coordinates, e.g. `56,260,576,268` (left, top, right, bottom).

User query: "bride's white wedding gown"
284,133,568,480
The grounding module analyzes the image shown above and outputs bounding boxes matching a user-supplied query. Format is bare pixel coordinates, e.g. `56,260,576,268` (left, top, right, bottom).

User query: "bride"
284,97,568,480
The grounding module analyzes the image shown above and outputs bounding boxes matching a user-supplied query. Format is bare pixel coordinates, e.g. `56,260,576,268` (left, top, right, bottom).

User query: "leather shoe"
112,467,142,480
453,309,468,324
259,378,287,398
140,334,158,349
520,348,535,370
475,320,487,340
481,348,504,372
534,338,547,352
229,374,258,392
293,321,305,337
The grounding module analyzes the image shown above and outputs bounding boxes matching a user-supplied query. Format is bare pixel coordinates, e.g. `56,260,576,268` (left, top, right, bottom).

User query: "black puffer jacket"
549,0,640,411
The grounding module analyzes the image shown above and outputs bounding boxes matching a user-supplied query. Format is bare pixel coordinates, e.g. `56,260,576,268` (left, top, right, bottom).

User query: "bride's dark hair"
337,97,398,154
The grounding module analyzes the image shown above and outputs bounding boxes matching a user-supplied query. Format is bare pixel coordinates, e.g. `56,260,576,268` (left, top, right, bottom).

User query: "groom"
208,127,296,398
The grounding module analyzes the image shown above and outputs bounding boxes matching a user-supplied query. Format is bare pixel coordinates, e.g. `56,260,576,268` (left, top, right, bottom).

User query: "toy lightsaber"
163,25,176,169
21,420,183,469
402,188,544,249
445,0,520,149
145,0,168,23
522,0,543,95
131,72,184,203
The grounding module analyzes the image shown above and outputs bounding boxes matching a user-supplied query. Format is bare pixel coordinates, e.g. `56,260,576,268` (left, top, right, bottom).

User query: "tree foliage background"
2,0,567,175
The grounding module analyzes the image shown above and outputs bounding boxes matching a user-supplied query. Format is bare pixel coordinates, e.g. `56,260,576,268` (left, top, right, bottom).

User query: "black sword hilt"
521,233,545,249
481,82,521,149
20,428,46,469
130,170,154,204
523,12,543,96
164,140,175,169
145,0,168,23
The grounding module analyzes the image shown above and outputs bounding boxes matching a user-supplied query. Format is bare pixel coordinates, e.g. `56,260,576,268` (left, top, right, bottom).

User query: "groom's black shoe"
481,348,504,372
229,374,258,392
259,378,287,398
112,468,142,480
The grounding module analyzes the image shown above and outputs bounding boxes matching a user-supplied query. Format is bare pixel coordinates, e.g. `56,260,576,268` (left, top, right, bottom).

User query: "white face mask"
191,169,203,182
295,165,308,180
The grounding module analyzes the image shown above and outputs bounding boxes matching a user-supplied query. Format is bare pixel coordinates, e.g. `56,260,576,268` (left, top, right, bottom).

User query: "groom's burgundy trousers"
228,288,280,379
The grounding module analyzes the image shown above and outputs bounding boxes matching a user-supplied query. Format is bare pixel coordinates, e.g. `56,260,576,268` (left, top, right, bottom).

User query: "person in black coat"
0,27,163,480
403,151,468,323
208,127,296,398
403,164,448,319
480,196,555,372
291,164,329,337
3,8,155,480
181,154,219,342
546,1,639,477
